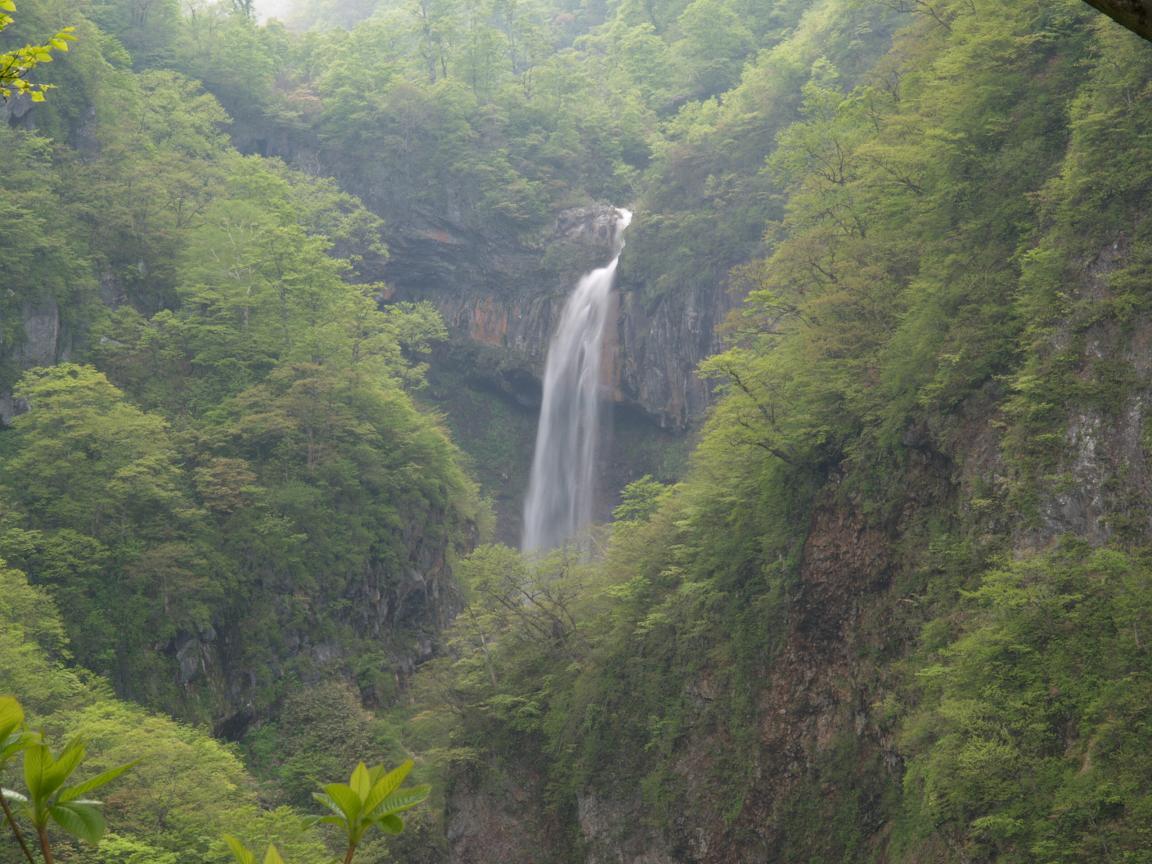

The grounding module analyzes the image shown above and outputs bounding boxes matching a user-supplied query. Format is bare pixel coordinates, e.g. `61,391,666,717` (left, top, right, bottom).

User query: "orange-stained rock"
467,296,510,347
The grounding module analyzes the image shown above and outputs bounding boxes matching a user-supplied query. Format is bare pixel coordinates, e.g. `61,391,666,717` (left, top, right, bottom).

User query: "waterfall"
521,208,633,553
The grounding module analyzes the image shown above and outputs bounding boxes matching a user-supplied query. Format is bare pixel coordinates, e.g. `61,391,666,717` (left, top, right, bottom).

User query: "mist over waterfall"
522,208,633,553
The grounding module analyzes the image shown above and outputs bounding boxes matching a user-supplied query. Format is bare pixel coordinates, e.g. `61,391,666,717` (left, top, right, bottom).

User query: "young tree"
225,760,430,864
0,698,134,864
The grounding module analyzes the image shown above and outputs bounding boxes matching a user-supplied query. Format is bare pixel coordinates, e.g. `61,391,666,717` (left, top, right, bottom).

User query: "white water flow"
522,208,633,553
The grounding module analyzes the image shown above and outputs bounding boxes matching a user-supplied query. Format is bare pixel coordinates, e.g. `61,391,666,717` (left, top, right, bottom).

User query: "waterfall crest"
521,208,633,553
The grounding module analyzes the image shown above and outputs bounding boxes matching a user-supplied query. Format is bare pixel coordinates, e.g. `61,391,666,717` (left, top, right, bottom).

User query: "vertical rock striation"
385,204,726,430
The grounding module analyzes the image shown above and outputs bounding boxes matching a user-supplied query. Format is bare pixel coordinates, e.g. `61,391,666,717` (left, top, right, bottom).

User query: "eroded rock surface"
386,204,725,429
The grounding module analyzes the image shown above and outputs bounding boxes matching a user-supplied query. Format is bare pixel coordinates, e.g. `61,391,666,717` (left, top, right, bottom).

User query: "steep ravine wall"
436,234,1152,862
385,204,730,431
0,202,710,545
234,116,727,432
1017,234,1152,549
224,121,732,538
438,461,946,864
388,204,714,541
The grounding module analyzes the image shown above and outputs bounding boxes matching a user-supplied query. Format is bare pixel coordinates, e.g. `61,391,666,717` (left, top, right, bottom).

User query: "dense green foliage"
0,0,482,729
1,697,136,863
1,567,432,864
899,543,1152,862
382,2,1152,863
74,0,860,244
6,0,1152,861
0,1,75,103
0,563,334,863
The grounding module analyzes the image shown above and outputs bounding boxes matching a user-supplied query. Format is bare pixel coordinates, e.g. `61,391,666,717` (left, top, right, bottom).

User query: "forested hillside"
4,0,1152,862
1,564,339,863
0,0,485,738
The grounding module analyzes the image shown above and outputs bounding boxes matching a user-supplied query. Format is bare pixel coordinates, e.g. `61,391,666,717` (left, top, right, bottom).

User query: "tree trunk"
0,792,36,864
37,824,55,864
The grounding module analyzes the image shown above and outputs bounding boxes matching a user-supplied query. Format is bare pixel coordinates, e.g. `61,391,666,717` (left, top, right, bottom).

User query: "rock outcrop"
386,204,726,430
1,298,67,424
434,225,1152,864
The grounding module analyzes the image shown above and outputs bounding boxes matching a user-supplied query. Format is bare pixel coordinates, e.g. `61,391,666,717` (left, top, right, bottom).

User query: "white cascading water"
522,208,633,553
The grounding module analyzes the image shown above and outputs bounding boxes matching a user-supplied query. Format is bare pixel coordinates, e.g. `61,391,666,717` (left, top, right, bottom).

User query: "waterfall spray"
521,208,633,553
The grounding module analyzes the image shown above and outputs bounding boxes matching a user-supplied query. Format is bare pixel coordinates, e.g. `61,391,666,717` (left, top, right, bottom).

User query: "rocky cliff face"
386,203,712,542
386,204,725,431
237,121,723,430
168,502,469,738
439,463,945,864
1019,234,1152,549
435,233,1152,863
0,298,67,424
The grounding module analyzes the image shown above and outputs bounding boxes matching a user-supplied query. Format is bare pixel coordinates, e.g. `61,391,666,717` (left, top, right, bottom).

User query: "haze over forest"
3,0,1152,863
253,0,293,23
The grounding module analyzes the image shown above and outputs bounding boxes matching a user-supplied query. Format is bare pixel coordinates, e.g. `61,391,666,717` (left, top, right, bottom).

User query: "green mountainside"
4,0,1152,862
0,0,483,733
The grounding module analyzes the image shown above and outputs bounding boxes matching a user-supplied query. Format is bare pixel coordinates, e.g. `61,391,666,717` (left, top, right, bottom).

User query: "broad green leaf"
349,762,371,799
376,813,403,834
23,741,49,800
0,728,37,767
50,801,106,844
263,845,285,864
377,785,431,815
60,759,137,802
223,834,256,864
0,731,32,765
361,760,412,817
312,791,343,817
41,738,86,797
0,1,16,12
0,697,23,740
2,787,28,803
318,783,361,821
